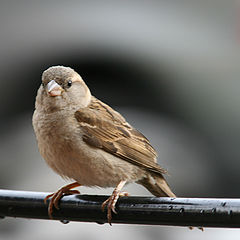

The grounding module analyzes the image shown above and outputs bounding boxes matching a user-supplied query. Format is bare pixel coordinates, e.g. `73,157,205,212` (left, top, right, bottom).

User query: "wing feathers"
75,97,166,175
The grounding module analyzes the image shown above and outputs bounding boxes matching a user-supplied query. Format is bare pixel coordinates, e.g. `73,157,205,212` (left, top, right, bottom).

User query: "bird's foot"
101,180,128,225
189,226,204,231
44,182,81,219
101,191,129,225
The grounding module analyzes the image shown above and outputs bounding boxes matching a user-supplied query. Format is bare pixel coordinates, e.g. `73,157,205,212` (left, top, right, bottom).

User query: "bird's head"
36,66,91,112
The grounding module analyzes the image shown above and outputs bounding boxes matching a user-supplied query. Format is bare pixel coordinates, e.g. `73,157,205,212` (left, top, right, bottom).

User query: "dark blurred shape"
0,53,174,122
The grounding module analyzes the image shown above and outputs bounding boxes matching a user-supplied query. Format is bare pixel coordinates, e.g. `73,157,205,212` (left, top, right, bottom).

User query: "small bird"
32,66,176,224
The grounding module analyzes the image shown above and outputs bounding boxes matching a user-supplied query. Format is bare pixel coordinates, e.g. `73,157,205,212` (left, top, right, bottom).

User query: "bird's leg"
44,182,81,219
101,180,128,225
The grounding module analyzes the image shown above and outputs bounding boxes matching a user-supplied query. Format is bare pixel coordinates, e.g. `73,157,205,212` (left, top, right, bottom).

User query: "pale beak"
47,80,63,97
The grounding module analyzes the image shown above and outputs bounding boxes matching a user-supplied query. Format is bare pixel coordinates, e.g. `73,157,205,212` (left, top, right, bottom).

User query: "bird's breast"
33,109,146,187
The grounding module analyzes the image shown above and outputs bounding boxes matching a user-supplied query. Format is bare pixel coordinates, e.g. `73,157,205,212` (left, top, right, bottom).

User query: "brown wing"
75,97,166,175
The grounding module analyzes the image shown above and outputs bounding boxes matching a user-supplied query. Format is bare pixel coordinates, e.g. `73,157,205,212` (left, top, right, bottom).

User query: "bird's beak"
47,80,63,97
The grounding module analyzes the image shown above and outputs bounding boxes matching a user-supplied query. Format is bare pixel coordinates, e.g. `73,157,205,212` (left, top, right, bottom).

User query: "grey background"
0,0,239,239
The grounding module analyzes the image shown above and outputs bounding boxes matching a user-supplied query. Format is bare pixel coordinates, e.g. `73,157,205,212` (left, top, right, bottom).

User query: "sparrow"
32,66,176,224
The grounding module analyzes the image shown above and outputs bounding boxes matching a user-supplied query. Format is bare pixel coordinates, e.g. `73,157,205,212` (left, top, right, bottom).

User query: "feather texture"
75,97,167,175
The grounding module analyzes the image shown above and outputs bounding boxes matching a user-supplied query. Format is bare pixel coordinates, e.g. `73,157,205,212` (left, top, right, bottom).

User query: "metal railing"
0,189,239,228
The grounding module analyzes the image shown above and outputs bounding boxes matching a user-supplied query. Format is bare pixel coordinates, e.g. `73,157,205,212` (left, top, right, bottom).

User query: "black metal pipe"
0,189,239,228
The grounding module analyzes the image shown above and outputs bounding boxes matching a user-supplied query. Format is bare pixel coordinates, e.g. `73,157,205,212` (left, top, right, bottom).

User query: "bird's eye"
42,82,45,87
67,80,72,88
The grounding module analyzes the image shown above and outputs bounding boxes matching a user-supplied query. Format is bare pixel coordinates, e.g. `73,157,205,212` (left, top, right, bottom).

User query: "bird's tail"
139,174,203,230
138,173,176,197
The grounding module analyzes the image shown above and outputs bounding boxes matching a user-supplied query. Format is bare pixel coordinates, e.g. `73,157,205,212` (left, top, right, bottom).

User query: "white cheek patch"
47,80,61,92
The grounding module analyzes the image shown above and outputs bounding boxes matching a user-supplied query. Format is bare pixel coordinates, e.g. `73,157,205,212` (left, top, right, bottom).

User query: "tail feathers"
138,173,176,198
139,174,202,230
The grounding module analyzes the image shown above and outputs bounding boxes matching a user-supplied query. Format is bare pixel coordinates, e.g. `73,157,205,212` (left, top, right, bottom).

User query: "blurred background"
0,0,239,239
